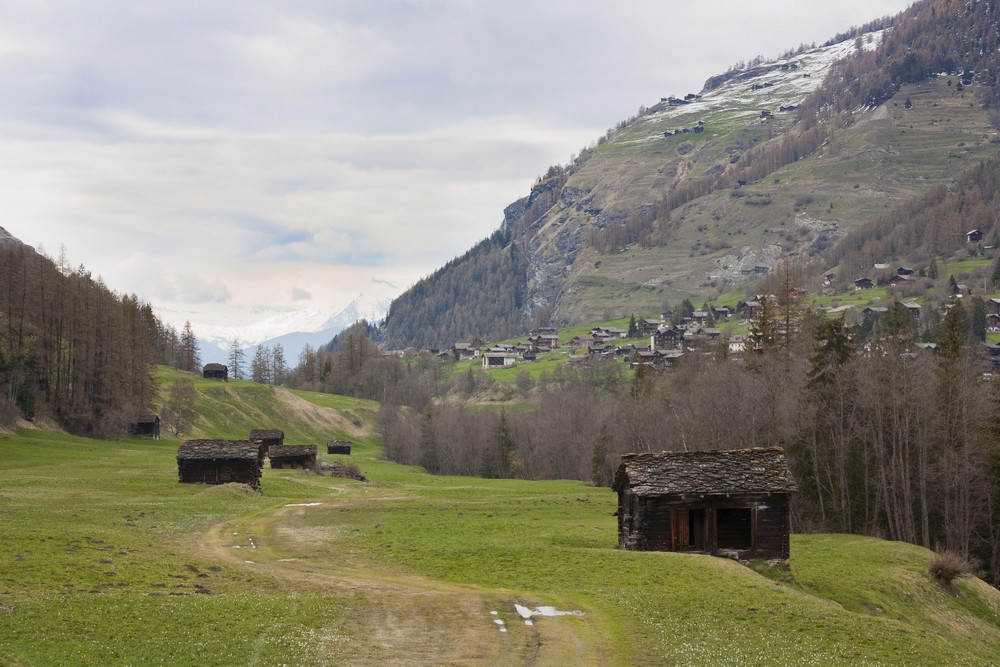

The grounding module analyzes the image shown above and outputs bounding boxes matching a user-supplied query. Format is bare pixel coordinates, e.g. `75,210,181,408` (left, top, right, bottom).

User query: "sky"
0,0,916,340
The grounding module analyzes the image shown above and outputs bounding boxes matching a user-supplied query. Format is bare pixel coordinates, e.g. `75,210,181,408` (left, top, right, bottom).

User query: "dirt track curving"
200,491,607,666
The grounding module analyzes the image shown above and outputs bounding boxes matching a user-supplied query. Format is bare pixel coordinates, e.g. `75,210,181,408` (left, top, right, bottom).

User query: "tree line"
0,242,196,435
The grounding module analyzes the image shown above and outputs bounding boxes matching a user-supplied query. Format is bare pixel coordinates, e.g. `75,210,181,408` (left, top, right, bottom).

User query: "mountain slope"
380,0,1000,347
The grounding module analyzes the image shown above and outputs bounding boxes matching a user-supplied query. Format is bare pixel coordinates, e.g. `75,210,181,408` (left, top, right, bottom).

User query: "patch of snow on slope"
643,30,885,127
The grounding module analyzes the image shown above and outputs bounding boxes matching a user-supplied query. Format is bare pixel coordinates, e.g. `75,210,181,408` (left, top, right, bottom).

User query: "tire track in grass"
201,490,608,666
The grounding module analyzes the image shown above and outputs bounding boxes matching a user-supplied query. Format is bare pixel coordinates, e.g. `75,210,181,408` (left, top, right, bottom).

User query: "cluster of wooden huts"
176,428,356,491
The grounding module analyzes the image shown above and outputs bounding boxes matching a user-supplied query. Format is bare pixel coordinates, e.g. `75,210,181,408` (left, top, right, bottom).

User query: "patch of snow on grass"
514,603,584,625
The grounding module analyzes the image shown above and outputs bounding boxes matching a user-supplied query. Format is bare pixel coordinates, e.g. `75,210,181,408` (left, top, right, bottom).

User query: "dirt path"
201,488,607,666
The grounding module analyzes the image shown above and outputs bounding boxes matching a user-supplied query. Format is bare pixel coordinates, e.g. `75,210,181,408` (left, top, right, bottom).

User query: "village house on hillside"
613,447,797,560
482,351,516,369
176,439,264,489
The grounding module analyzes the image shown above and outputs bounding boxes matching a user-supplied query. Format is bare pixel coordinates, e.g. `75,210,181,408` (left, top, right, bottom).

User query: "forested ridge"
0,240,198,435
833,154,1000,273
379,227,527,349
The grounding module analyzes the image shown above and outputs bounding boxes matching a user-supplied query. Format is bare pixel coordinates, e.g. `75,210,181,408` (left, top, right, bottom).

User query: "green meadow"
1,375,998,666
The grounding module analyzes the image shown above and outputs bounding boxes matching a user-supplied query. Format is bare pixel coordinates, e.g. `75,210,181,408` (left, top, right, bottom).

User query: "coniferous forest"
0,242,197,435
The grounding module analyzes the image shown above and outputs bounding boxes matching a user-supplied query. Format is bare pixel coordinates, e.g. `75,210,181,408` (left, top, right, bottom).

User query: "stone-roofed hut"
613,447,797,559
202,363,228,380
176,439,264,489
249,428,284,454
128,414,160,439
327,440,353,455
269,445,318,470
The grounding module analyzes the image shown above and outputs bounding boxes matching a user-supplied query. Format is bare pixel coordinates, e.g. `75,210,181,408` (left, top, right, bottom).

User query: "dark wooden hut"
327,440,352,455
269,445,317,470
613,447,797,560
176,439,264,489
249,428,284,454
128,414,160,439
202,363,229,380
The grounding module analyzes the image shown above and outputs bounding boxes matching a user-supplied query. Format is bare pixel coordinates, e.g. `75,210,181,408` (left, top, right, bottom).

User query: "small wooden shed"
202,363,229,381
249,428,284,454
176,439,264,489
613,447,797,560
327,440,352,455
269,445,317,470
128,414,160,439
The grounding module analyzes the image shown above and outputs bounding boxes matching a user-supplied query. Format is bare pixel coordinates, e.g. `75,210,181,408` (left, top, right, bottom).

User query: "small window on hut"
717,508,752,550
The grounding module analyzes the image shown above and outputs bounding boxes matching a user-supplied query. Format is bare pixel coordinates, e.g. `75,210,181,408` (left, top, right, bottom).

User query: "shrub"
928,550,973,585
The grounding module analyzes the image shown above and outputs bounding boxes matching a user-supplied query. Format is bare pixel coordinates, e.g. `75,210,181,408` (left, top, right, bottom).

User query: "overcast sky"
0,0,915,335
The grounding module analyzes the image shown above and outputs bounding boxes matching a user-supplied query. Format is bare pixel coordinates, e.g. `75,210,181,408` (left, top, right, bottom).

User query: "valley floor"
1,420,999,666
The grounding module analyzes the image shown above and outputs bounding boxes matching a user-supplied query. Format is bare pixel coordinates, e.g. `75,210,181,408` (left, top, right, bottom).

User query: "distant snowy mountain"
199,294,391,365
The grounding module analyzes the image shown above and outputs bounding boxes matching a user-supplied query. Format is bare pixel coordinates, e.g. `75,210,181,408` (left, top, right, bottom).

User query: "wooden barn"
327,440,352,455
269,445,317,470
176,439,264,489
202,363,228,381
128,414,160,439
249,428,284,454
613,447,797,560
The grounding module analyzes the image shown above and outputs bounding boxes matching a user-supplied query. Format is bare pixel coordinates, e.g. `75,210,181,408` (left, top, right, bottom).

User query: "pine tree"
179,321,200,373
251,345,272,384
971,296,987,343
228,338,245,380
938,299,970,361
271,344,287,386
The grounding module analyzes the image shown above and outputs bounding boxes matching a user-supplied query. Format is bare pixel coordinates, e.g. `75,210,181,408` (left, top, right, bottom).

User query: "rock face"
452,36,897,328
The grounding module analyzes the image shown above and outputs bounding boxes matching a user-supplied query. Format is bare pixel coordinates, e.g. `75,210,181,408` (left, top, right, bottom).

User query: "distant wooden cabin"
967,228,983,244
176,439,264,489
249,429,284,454
202,363,228,381
613,447,797,560
327,440,353,455
128,414,160,439
269,445,317,470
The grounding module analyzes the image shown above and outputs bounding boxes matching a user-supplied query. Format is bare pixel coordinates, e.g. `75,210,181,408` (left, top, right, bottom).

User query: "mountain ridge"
378,0,1000,348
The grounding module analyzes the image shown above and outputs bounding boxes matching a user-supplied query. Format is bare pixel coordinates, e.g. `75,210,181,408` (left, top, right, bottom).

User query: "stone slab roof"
613,447,797,496
269,445,317,458
177,440,260,461
249,429,284,440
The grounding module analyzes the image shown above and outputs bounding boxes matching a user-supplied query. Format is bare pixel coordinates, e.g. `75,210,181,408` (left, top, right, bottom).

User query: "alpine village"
5,1,1000,665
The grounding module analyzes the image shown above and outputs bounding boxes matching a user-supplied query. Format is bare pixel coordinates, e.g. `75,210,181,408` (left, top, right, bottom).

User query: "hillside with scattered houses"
380,0,1000,349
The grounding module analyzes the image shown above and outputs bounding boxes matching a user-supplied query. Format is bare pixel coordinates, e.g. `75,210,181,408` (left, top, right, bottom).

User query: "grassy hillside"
1,375,998,665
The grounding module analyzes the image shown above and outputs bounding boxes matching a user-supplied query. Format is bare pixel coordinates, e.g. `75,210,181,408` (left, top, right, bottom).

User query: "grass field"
1,375,999,665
